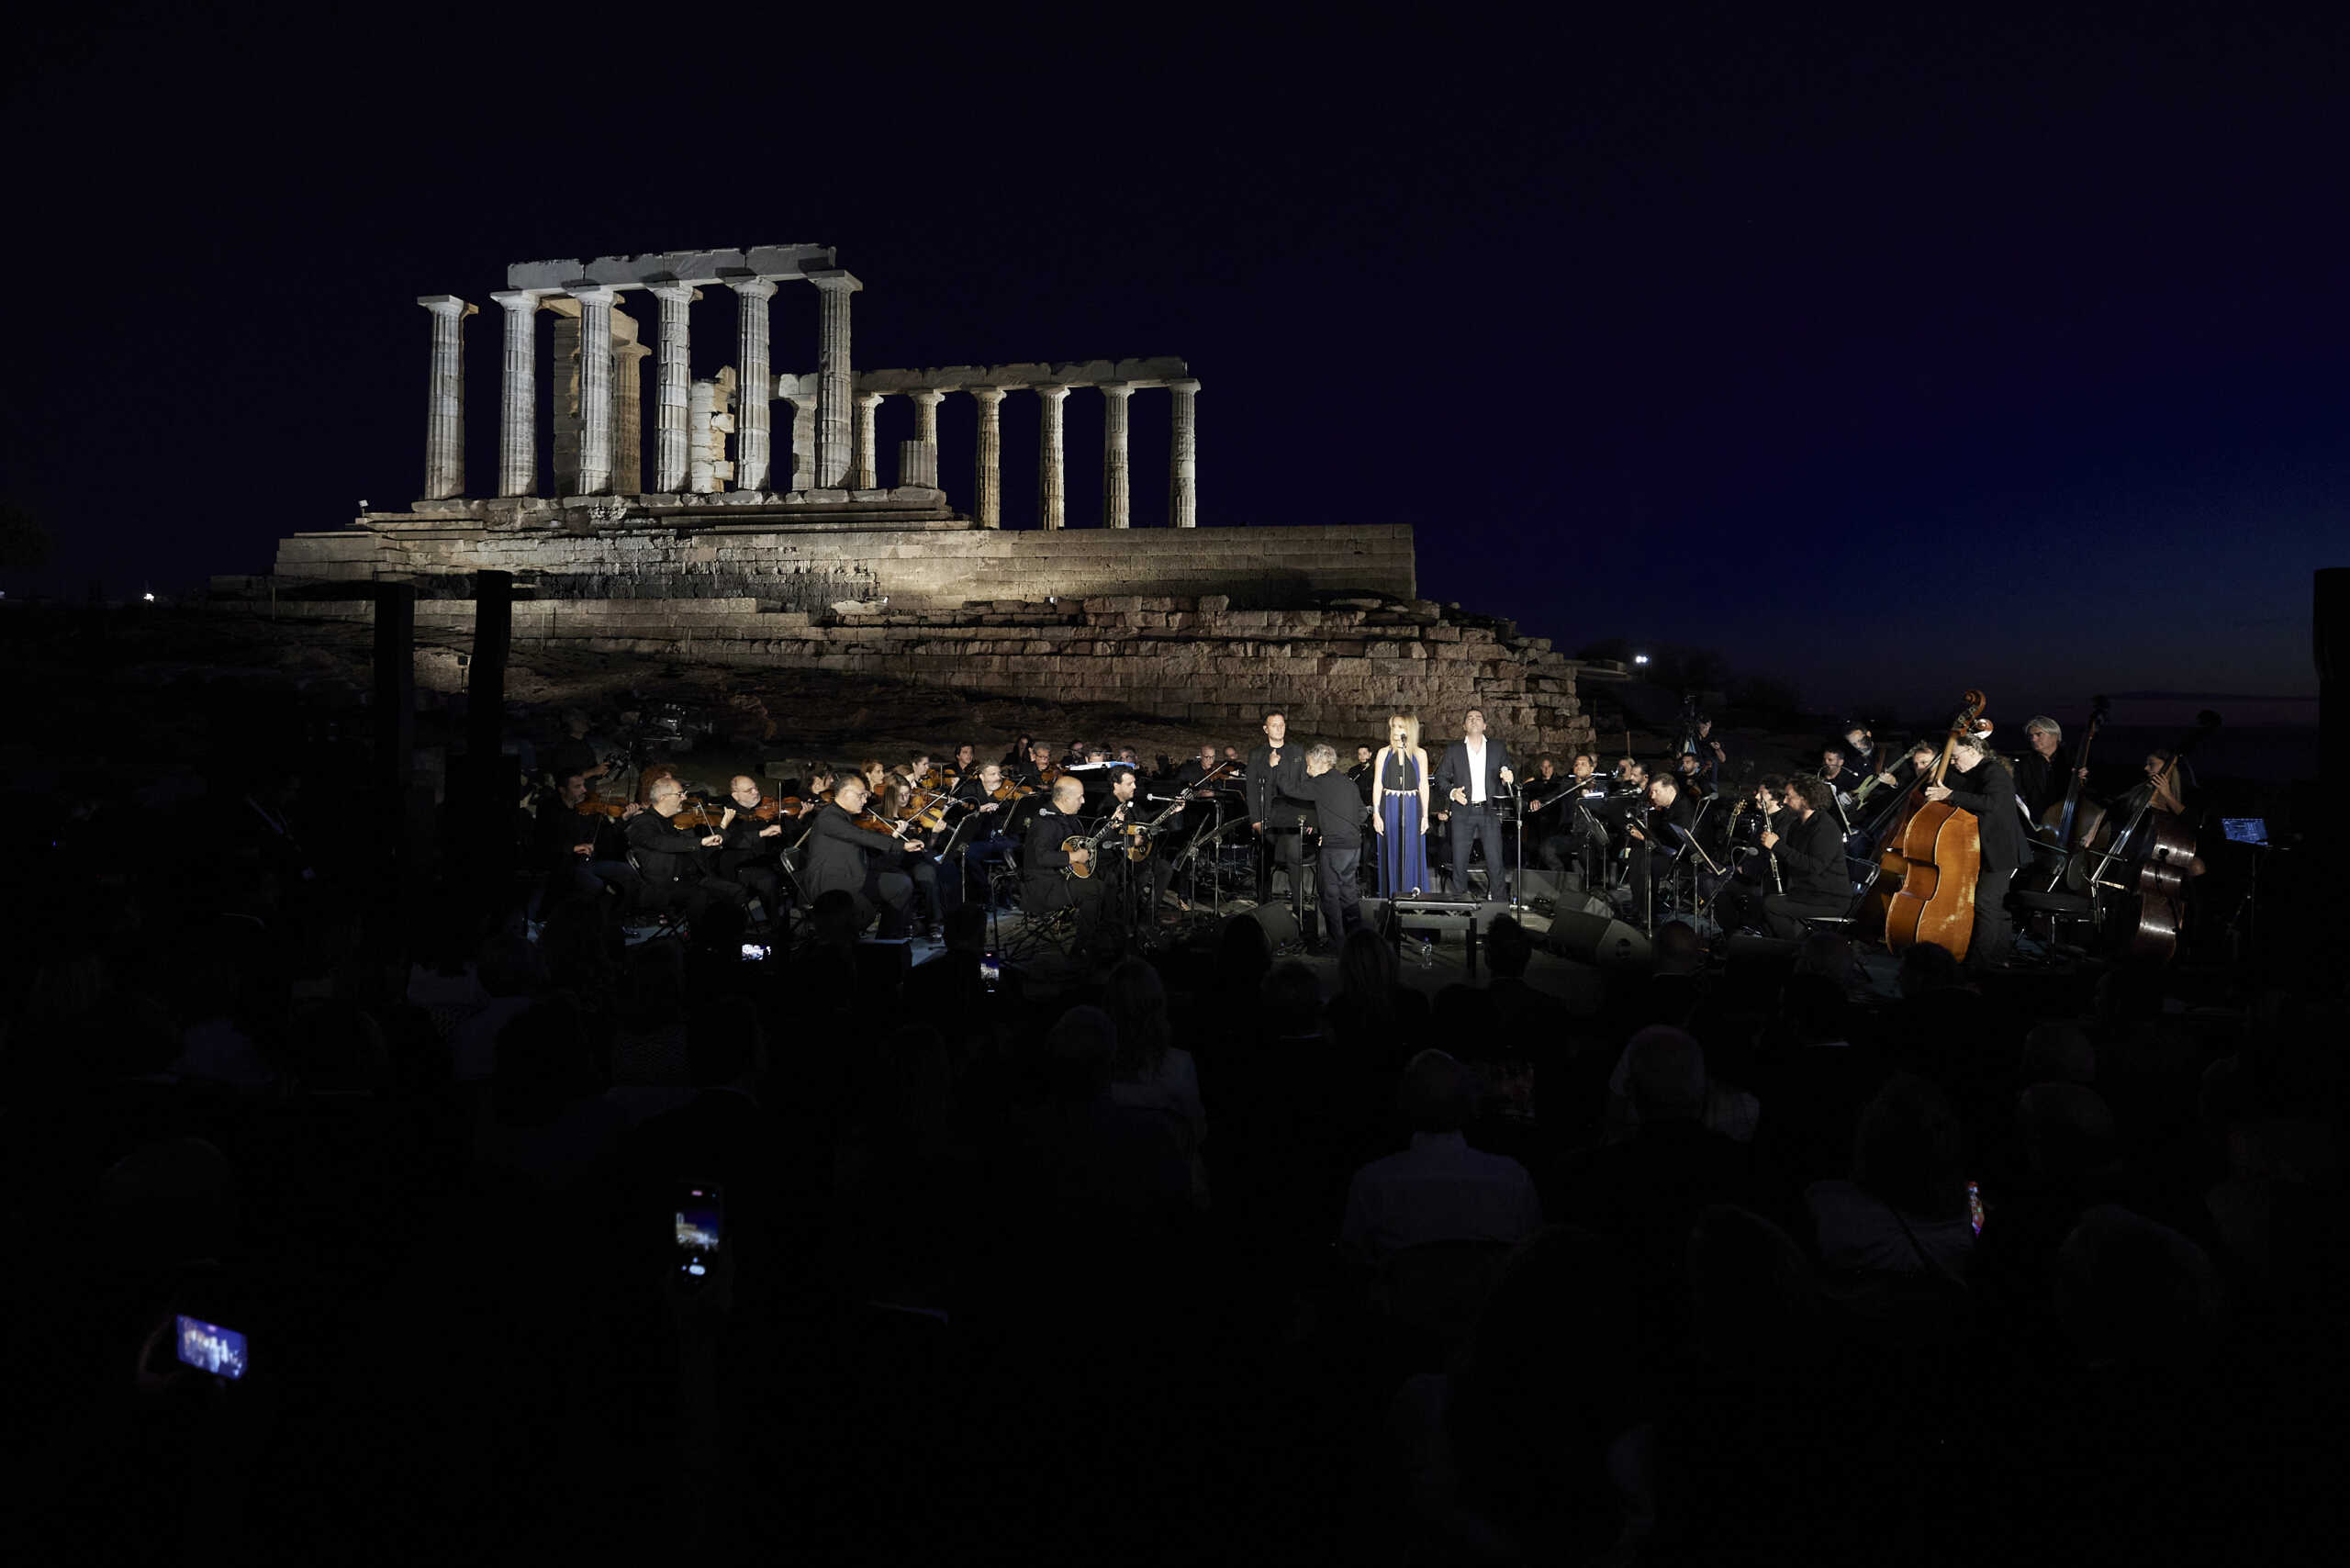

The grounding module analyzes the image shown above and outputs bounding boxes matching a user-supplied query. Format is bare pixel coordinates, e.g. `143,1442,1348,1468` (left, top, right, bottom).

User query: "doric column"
612,341,649,494
971,387,1005,527
571,286,619,494
808,269,862,487
688,380,715,494
488,291,538,498
1036,385,1070,531
418,295,476,500
648,283,695,493
1168,378,1200,528
729,278,777,492
910,388,945,487
785,395,817,491
1101,383,1134,528
853,392,882,489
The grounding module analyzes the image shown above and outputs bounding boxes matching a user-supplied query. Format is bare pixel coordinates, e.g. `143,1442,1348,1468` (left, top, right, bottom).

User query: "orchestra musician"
2014,716,2077,822
1175,744,1223,790
626,776,752,922
1924,731,2020,968
1758,774,1848,938
1710,772,1789,935
1527,750,1609,888
537,770,644,907
1436,707,1515,902
1624,771,1695,927
1022,775,1106,944
1673,749,1713,800
951,760,1021,906
1012,741,1058,790
1818,746,1862,812
1247,711,1312,927
804,773,925,938
714,773,790,924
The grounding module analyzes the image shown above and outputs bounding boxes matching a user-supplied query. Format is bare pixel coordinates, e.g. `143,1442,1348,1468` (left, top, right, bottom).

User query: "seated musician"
1870,739,1939,793
1021,775,1105,943
1348,744,1378,806
1624,772,1696,926
626,777,750,923
1924,733,2021,968
950,743,979,782
952,761,1021,906
1711,772,1790,935
715,774,789,925
804,774,925,938
1176,744,1223,789
1012,741,1058,790
1533,750,1610,886
2014,716,2077,823
1818,747,1862,812
1759,774,1849,937
1095,767,1147,932
1673,749,1713,800
537,770,643,907
1519,753,1573,872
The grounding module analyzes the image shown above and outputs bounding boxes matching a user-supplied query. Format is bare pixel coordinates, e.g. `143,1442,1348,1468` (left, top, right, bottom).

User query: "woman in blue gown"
1373,713,1431,897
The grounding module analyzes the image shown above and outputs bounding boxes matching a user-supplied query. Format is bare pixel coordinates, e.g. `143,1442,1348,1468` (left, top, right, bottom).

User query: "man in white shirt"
1434,708,1516,902
1342,1049,1542,1260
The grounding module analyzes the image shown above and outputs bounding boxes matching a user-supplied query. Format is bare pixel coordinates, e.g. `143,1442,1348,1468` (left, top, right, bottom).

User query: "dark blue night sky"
5,8,2340,728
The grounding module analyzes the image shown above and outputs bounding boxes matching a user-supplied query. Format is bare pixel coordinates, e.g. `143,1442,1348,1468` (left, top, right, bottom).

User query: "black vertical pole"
467,570,515,903
373,580,418,903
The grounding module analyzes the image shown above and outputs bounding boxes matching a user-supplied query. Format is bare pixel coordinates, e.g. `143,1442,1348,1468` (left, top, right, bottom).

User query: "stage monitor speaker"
1231,903,1302,947
1543,910,1651,970
856,936,912,991
1382,897,1485,977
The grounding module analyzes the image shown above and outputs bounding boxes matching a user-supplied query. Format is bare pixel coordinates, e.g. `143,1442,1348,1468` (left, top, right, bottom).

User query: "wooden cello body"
1881,689,1990,961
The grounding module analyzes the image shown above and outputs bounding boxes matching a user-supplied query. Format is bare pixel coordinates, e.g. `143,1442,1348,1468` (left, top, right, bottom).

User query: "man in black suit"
802,774,924,937
626,777,751,922
1434,707,1515,902
714,774,790,924
1928,732,2021,968
2013,716,2076,824
1022,776,1105,944
1246,711,1311,926
1624,772,1696,927
1759,774,1851,938
1296,745,1366,950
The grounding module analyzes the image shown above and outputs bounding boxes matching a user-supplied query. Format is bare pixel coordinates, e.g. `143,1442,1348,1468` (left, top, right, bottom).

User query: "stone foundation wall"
272,521,1416,609
220,590,1596,754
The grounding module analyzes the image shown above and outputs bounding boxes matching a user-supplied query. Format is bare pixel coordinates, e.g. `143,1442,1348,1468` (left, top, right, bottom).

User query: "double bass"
1880,689,1989,961
2078,711,2219,965
2024,694,2106,893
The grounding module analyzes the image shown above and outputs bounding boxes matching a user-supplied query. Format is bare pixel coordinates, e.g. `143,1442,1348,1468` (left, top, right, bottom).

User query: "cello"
1880,689,1989,961
2078,711,2219,965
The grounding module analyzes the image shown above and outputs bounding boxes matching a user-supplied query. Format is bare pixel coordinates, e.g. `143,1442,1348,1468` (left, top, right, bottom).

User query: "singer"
1434,707,1515,902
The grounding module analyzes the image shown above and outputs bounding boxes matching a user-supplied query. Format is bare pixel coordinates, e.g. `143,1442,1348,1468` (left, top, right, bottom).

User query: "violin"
916,766,958,792
991,779,1035,803
851,809,924,848
1880,689,1988,960
573,793,632,820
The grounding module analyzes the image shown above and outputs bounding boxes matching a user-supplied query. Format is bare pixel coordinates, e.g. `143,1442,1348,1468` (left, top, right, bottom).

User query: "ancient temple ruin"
242,243,1596,753
409,243,1198,530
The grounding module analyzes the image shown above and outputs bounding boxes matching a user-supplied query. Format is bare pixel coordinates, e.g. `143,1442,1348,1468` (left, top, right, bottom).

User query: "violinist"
950,743,979,781
1011,741,1058,790
1759,775,1849,938
538,770,643,906
1348,744,1377,807
953,761,1022,906
1924,733,2020,968
804,774,925,937
1533,751,1610,887
715,774,790,924
1175,744,1224,790
627,776,751,922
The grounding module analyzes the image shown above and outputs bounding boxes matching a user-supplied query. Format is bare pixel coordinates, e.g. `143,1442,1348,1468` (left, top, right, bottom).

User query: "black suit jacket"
1435,736,1514,807
1245,743,1307,824
802,803,903,898
625,811,715,887
1022,805,1088,892
2014,746,2075,822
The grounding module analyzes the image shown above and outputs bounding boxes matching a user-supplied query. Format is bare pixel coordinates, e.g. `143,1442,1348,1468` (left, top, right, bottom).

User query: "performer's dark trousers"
643,874,749,923
1762,891,1846,940
1257,816,1307,922
1315,846,1363,946
715,850,784,924
1448,802,1507,902
860,869,916,937
1967,868,2015,967
1024,872,1103,938
554,859,643,909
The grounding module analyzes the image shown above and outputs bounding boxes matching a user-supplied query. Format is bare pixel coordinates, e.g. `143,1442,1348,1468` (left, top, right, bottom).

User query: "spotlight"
1633,653,1650,666
143,591,156,602
1047,596,1057,605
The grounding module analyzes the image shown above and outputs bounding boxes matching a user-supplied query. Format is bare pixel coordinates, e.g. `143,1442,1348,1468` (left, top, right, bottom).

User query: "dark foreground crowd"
6,754,2346,1565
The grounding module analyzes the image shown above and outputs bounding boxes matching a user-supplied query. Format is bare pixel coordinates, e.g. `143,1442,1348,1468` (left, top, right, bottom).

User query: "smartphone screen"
739,943,771,961
1966,1180,1984,1237
675,1185,722,1278
979,956,1001,991
175,1315,249,1380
